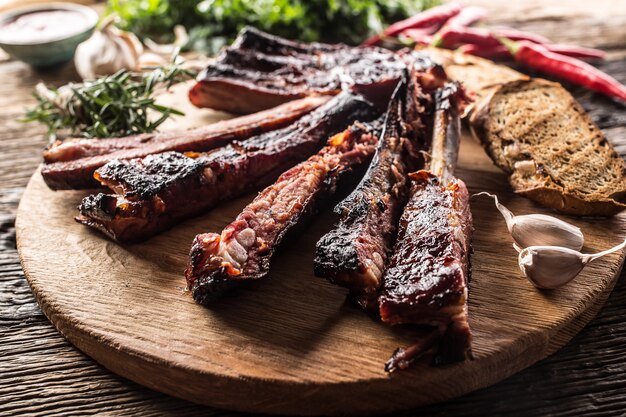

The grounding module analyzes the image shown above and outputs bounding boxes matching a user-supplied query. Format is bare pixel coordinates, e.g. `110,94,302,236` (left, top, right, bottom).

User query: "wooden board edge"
16,260,621,416
15,168,626,416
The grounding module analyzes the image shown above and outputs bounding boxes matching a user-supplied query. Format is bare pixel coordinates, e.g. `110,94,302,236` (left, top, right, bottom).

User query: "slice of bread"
471,78,626,216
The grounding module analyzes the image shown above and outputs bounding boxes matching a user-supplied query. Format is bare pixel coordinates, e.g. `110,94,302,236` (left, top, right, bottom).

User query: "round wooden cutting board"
15,116,626,414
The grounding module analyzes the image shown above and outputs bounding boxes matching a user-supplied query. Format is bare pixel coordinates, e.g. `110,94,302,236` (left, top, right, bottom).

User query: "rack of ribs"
379,82,474,371
185,122,379,305
189,26,408,114
42,96,328,190
313,59,446,311
75,92,377,243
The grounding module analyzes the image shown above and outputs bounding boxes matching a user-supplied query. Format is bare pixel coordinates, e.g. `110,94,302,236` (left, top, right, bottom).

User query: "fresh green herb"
107,0,440,55
23,62,195,140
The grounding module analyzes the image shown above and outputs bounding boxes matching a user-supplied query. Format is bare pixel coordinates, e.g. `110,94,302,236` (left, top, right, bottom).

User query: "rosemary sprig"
23,62,195,140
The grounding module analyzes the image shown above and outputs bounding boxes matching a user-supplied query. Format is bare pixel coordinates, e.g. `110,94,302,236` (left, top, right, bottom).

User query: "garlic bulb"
74,16,143,80
515,238,626,289
474,192,584,250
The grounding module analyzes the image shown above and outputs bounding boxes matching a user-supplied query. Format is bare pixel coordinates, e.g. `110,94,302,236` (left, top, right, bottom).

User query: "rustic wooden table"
1,1,626,415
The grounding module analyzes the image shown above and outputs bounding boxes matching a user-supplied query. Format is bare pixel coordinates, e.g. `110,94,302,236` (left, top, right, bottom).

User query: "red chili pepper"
434,26,552,50
502,39,626,101
429,6,488,47
362,2,463,46
544,44,606,60
459,42,605,62
444,6,488,28
434,25,605,61
459,44,513,61
433,26,500,49
492,27,551,44
400,28,435,45
492,28,604,60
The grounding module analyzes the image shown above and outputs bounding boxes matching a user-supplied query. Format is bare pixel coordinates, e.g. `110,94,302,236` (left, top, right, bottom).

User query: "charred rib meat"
76,92,377,242
42,96,328,190
313,83,411,310
189,27,407,114
379,83,474,370
381,171,473,370
186,123,378,305
314,59,446,310
42,27,481,372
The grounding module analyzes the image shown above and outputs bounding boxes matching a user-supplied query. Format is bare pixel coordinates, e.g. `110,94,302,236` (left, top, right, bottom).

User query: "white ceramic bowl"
0,3,98,68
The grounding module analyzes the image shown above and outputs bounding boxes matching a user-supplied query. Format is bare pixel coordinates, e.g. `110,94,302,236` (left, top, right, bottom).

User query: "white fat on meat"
216,227,256,269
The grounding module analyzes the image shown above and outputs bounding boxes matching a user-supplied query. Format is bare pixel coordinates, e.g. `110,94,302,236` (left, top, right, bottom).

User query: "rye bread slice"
471,78,626,216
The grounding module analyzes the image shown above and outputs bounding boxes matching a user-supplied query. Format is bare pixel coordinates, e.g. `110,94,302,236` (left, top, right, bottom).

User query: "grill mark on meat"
220,48,312,73
43,96,327,163
381,172,473,369
314,83,409,309
75,92,377,242
189,27,412,114
41,96,328,189
185,123,378,305
379,83,474,371
231,26,343,55
314,60,446,311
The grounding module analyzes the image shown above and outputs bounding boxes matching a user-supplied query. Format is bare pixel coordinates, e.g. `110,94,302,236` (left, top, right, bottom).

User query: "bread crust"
470,78,626,217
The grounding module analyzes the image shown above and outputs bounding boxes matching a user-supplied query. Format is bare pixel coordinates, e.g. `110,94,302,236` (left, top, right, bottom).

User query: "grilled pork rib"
76,92,377,242
189,27,406,114
381,171,473,369
379,83,474,371
313,84,410,310
42,96,328,190
186,123,378,304
314,59,446,310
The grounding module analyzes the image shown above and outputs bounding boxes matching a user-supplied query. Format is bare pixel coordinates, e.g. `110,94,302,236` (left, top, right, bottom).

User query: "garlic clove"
515,238,626,289
510,214,584,251
108,28,143,72
517,245,587,289
74,29,108,80
74,16,143,80
474,192,584,250
109,25,143,64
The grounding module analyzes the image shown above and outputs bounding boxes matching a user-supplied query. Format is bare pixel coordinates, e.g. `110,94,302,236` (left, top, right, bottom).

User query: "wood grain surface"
2,1,626,416
15,120,626,415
